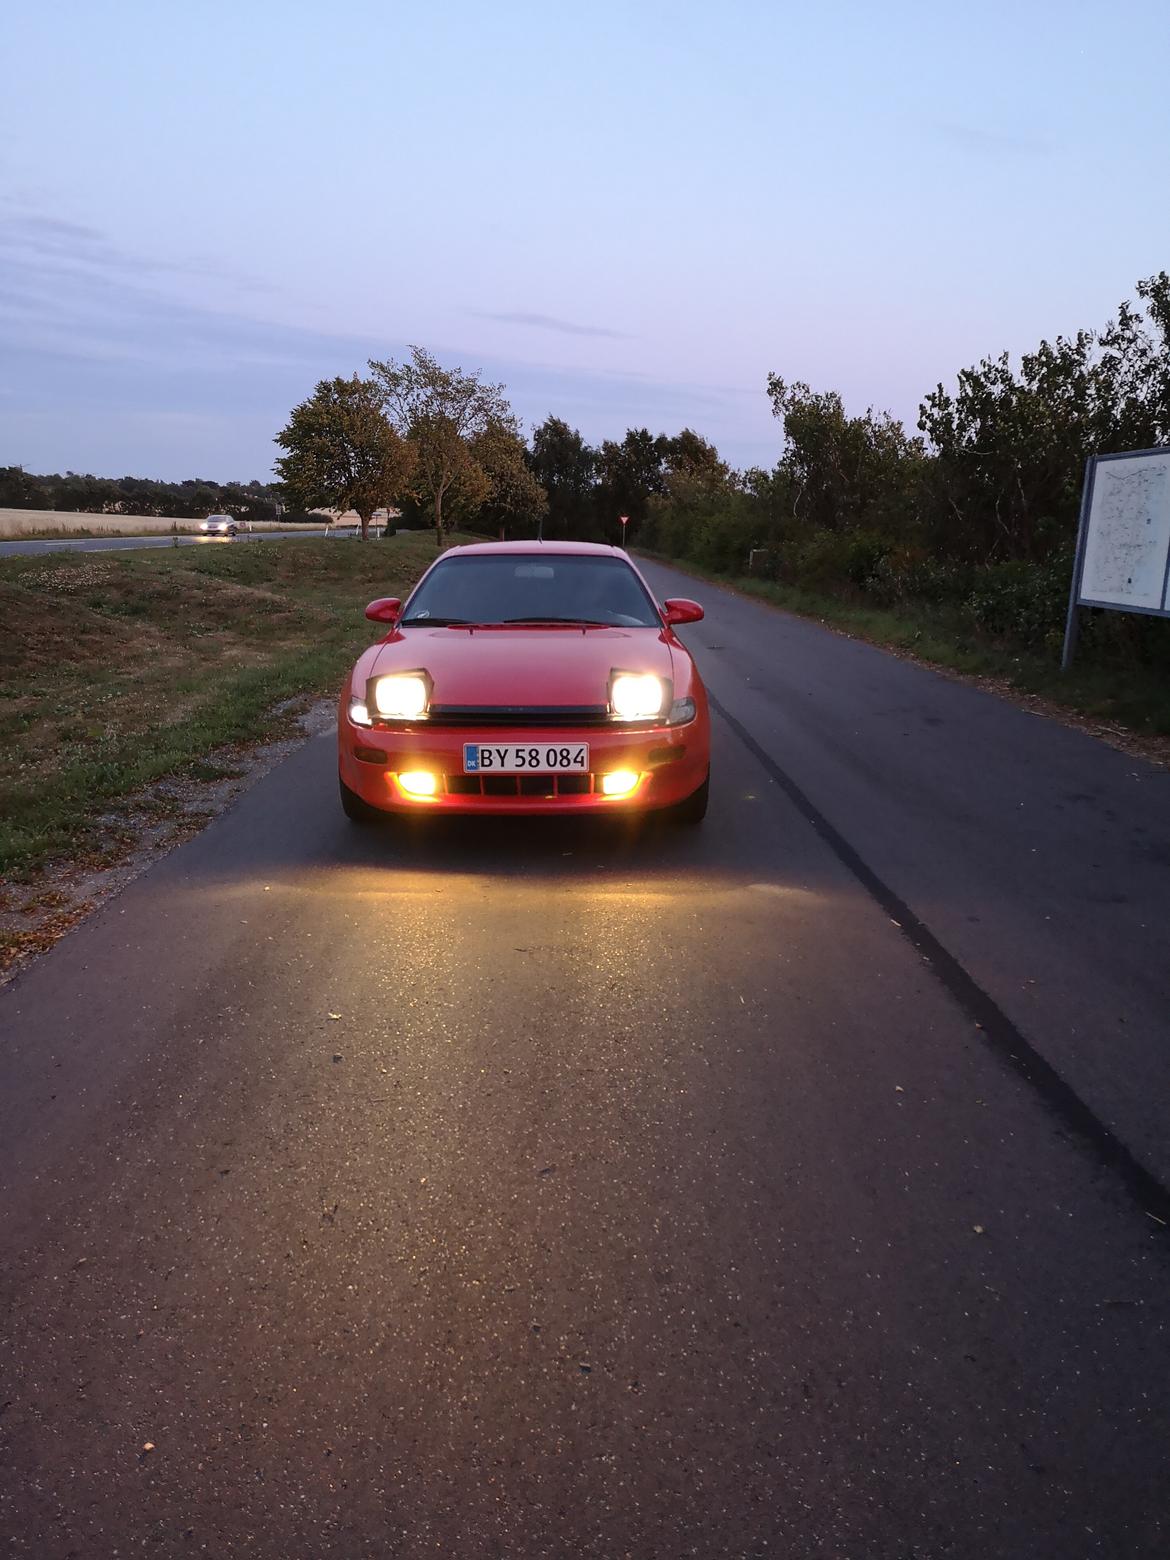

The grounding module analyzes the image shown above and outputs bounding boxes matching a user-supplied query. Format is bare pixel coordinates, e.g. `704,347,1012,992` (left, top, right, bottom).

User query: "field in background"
0,533,450,881
0,507,301,538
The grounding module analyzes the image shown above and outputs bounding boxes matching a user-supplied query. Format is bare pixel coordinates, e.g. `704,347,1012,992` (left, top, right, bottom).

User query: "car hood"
369,625,675,707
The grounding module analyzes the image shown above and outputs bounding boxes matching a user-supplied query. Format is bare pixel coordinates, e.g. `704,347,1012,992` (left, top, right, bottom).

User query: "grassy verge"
641,556,1170,741
0,533,452,878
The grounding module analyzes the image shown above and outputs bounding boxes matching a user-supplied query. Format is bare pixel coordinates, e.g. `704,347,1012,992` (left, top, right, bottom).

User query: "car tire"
340,776,383,824
671,770,709,825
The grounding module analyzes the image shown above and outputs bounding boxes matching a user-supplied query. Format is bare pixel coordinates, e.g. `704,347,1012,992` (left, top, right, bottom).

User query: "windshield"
401,554,661,628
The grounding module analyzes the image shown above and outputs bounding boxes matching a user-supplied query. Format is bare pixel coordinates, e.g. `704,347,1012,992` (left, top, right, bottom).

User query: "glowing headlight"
610,673,667,721
348,697,372,727
370,673,429,720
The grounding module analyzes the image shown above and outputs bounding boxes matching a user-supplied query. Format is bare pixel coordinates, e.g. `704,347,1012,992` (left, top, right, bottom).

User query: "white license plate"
463,742,589,775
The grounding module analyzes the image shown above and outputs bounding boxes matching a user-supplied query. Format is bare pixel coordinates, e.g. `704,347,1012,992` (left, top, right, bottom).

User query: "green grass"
0,533,455,876
641,557,1170,741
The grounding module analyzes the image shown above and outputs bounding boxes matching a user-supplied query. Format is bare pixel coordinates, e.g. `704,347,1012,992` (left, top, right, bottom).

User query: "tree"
0,467,48,509
595,428,670,537
274,376,414,540
767,376,923,538
641,434,746,567
664,428,726,480
529,417,598,538
369,347,510,547
918,272,1170,563
464,418,548,535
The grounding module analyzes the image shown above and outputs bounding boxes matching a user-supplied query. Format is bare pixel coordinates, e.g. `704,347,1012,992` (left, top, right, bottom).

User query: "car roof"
442,540,627,559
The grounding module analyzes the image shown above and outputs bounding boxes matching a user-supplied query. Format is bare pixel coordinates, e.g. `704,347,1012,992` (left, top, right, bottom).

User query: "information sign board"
1061,447,1170,669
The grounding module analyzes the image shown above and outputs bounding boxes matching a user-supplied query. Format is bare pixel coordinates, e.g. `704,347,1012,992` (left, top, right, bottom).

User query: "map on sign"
1078,450,1170,612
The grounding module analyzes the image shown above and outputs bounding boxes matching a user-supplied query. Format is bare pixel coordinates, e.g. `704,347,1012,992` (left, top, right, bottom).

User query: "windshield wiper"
399,616,471,626
499,616,611,626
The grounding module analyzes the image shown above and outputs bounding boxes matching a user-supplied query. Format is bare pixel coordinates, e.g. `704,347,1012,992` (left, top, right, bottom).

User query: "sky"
2,0,1169,483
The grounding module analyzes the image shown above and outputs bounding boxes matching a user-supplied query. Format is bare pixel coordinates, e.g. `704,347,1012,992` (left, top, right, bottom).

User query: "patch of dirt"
0,580,152,678
0,697,335,988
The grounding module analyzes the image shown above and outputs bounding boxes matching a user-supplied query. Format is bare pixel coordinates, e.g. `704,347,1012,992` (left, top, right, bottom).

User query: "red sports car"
338,541,710,823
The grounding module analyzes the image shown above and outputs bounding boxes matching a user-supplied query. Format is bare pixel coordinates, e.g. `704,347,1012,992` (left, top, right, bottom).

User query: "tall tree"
767,376,923,538
529,417,597,538
369,347,510,547
465,418,548,535
595,428,670,537
664,428,726,479
273,376,414,540
919,272,1170,563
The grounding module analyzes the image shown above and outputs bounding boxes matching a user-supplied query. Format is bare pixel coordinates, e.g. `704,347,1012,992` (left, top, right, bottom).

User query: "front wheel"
340,776,383,824
670,770,709,826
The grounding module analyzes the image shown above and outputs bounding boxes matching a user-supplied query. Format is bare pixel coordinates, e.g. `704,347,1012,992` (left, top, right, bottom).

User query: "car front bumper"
337,707,709,815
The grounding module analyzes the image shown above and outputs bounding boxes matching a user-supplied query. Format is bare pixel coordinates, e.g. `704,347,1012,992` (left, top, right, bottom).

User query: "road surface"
0,529,358,557
2,559,1169,1558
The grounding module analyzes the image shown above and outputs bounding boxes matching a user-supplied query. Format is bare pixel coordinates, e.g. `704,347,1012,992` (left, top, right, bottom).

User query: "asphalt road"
2,559,1169,1558
0,529,336,557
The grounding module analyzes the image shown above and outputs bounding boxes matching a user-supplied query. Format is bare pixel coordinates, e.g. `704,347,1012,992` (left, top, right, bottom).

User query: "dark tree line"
524,421,728,541
11,271,1169,663
0,468,289,524
566,272,1170,660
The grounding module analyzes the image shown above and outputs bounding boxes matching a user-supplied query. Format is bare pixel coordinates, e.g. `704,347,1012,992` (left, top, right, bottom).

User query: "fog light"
397,770,438,798
600,769,641,798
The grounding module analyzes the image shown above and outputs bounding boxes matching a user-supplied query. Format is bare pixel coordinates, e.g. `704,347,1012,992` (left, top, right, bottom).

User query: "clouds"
471,310,631,340
0,208,777,479
930,121,1052,157
5,214,105,246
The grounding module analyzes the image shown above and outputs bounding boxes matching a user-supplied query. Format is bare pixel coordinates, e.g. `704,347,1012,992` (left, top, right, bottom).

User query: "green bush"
779,528,895,592
964,555,1071,647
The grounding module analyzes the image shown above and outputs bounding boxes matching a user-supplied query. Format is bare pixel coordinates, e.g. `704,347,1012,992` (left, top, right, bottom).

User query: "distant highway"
0,528,336,558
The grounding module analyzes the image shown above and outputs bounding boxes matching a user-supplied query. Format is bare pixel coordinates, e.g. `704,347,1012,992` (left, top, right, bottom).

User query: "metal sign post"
619,514,629,544
1061,457,1096,672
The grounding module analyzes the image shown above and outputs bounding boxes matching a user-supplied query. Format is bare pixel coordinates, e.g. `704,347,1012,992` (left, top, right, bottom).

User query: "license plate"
463,742,589,774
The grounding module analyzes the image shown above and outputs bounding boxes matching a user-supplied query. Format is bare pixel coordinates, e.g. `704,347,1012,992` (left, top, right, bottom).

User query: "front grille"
519,775,554,797
442,773,600,799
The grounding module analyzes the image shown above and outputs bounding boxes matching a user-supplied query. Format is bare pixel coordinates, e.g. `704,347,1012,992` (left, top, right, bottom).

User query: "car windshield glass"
400,555,661,628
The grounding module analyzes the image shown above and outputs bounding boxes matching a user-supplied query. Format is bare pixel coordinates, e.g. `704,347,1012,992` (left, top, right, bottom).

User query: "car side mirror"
663,598,704,625
365,597,402,623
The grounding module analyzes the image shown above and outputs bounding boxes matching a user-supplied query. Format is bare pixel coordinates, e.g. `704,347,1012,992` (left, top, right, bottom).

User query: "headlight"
610,672,668,721
348,696,372,727
369,672,429,720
